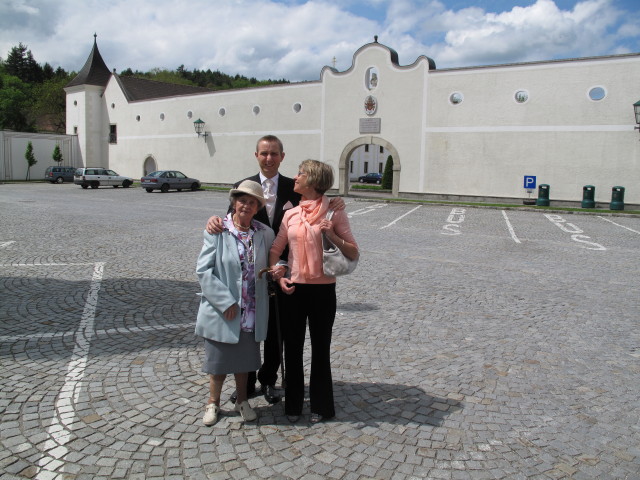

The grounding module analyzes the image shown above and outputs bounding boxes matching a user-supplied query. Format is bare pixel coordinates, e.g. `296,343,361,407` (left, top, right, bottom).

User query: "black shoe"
229,384,257,404
261,384,282,404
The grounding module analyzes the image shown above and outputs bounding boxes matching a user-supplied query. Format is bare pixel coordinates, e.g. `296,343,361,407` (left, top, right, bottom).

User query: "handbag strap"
325,209,334,221
322,209,336,250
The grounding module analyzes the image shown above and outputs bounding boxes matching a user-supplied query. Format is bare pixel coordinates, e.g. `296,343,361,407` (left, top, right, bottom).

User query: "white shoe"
234,400,257,421
203,403,219,426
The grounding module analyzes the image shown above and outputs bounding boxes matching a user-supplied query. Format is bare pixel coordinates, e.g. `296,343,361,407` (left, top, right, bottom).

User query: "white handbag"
322,210,358,276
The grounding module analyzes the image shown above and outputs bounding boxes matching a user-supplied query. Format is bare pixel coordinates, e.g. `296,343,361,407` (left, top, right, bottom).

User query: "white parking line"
0,241,16,248
501,210,522,243
0,322,191,343
349,203,387,218
597,216,640,234
380,205,421,229
35,262,104,478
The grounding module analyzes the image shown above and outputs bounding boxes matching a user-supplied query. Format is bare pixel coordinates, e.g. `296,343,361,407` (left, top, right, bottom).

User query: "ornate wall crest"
364,95,377,115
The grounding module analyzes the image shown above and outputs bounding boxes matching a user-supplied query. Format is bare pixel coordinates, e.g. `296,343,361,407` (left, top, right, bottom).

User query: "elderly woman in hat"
195,180,275,426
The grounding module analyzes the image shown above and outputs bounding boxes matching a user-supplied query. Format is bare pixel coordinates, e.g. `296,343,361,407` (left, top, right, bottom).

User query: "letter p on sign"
524,176,536,189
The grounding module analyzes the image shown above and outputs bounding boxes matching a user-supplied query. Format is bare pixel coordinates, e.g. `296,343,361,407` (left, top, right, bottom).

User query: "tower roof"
66,34,111,88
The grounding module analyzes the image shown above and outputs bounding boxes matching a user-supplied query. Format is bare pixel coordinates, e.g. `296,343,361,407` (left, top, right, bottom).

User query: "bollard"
610,186,625,210
536,184,550,207
581,185,595,209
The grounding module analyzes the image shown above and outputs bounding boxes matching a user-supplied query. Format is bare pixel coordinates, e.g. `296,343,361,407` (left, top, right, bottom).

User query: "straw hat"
229,180,266,208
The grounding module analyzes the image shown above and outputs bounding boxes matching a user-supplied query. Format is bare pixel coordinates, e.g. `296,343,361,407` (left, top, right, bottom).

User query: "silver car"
74,168,134,189
140,170,201,193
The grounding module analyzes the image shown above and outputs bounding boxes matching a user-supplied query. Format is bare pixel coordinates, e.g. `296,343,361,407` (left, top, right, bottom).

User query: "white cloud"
0,0,637,81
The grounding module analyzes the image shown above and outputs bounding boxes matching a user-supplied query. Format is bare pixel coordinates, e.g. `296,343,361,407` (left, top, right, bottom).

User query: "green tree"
30,76,70,133
0,73,35,131
5,43,43,83
25,141,37,180
52,144,63,165
382,155,393,189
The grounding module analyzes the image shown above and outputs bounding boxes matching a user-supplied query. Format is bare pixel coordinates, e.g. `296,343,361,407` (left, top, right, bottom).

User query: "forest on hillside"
0,43,290,134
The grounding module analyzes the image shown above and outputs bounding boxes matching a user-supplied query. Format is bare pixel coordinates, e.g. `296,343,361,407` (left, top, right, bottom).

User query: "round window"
588,86,606,101
160,113,165,120
515,90,529,103
136,115,141,121
218,107,226,117
293,103,302,113
252,105,261,115
449,92,463,105
187,111,193,119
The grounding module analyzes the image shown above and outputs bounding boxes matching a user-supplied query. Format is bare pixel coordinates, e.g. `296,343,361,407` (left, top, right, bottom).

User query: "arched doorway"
338,136,400,197
143,155,157,175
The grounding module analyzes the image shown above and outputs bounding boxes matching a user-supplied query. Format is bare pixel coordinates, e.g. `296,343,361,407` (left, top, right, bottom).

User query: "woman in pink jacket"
269,160,359,424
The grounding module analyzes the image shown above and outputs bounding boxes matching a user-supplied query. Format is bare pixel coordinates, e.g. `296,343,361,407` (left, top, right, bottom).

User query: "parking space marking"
348,203,387,218
35,262,104,478
597,216,640,234
544,214,606,250
441,207,466,235
380,205,422,229
0,241,16,248
501,210,522,243
0,322,191,344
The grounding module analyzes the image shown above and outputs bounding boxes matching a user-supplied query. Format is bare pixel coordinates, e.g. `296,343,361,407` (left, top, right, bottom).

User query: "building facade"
65,37,640,206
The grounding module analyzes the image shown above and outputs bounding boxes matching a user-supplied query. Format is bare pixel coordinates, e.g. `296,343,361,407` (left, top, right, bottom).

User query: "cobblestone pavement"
1,183,639,480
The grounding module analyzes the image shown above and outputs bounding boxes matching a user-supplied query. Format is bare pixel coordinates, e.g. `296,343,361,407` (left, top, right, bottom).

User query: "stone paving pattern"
1,183,639,480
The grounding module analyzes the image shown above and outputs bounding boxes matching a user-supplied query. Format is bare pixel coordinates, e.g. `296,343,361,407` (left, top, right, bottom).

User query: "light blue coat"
195,225,274,344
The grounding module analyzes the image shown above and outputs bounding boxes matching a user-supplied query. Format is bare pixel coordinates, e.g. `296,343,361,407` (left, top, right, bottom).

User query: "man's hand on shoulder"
206,215,224,234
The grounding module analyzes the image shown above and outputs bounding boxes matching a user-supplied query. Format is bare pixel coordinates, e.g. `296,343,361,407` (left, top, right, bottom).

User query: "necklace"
233,217,251,231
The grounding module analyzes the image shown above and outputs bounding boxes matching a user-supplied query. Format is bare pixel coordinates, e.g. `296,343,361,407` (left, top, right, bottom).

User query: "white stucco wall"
68,41,640,206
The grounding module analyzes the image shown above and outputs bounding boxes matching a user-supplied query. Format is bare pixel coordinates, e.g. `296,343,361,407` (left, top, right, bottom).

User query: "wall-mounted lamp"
634,100,640,132
194,118,208,141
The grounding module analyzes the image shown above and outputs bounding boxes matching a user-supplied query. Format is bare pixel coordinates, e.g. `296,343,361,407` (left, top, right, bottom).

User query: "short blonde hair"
299,160,334,194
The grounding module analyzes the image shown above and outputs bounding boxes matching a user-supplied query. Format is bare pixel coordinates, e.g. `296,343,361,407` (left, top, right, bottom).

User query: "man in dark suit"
206,135,344,404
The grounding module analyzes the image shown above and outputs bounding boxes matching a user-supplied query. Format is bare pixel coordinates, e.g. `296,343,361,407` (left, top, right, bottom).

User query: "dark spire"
66,34,112,88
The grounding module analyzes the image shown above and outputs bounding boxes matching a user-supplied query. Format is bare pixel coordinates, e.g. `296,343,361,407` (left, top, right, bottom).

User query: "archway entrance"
143,155,157,175
338,136,400,197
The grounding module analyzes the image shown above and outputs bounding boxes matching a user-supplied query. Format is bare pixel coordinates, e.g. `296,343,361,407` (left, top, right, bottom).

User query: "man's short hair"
256,135,283,153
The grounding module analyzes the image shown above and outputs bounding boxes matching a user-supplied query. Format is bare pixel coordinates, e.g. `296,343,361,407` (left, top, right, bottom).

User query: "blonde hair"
299,159,334,194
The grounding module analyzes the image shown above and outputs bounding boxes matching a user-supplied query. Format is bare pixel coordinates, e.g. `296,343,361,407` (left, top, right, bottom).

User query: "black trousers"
249,291,283,389
283,283,336,418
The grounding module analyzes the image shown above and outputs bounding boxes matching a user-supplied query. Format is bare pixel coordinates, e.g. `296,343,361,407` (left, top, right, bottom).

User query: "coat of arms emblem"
364,95,377,115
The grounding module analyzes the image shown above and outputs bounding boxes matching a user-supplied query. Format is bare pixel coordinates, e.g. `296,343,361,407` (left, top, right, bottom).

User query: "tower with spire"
64,34,112,168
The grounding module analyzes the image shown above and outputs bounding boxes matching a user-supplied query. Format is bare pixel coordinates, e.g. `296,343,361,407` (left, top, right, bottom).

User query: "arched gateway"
339,137,400,197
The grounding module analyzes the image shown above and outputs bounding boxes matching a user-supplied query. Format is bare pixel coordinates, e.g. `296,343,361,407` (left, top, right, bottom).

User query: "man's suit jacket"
235,174,301,233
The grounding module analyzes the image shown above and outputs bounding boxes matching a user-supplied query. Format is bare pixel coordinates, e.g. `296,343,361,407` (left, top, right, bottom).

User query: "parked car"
74,168,134,189
140,170,201,193
358,173,383,184
45,166,76,184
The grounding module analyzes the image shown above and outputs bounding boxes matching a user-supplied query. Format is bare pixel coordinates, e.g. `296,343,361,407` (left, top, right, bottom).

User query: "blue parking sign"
524,175,536,189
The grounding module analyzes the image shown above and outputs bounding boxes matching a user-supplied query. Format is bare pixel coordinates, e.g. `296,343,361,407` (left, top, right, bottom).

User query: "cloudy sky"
1,0,638,82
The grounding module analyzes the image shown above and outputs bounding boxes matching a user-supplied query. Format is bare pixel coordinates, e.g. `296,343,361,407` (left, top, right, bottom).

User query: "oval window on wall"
218,107,226,117
514,90,529,104
365,67,379,90
449,92,464,105
588,86,606,101
252,105,261,115
293,103,302,113
187,111,193,119
159,113,165,120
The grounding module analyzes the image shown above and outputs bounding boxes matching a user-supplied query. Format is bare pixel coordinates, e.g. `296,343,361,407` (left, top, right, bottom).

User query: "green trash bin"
610,186,625,210
536,184,550,207
581,185,595,209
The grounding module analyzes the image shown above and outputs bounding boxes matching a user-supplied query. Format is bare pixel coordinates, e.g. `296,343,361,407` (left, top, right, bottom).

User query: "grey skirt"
202,330,261,375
